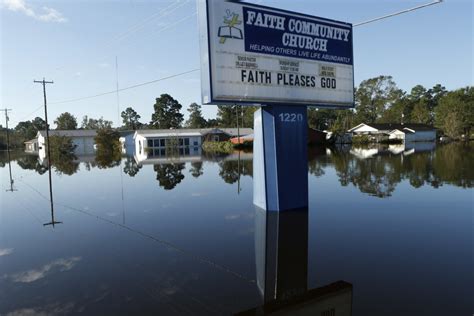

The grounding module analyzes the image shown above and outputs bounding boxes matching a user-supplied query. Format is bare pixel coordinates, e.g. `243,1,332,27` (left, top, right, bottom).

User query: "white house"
134,129,204,162
349,123,436,142
133,128,253,161
35,130,97,160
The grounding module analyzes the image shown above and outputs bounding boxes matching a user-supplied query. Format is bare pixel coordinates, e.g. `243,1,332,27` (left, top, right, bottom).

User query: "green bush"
202,141,234,154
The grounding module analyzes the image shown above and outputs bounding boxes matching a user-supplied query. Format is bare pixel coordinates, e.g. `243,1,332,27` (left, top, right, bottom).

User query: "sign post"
198,0,354,211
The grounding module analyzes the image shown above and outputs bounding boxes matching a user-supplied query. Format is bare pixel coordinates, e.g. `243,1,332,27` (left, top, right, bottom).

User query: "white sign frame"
198,0,355,108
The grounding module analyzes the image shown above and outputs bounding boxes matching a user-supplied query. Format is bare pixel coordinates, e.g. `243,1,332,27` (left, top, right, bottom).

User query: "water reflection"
3,142,473,196
237,208,353,315
154,163,186,190
309,142,473,197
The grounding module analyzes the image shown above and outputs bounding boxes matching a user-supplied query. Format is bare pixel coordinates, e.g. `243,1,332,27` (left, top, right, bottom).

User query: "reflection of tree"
52,155,79,175
218,160,253,184
189,161,204,178
430,142,473,188
316,142,473,198
17,155,48,175
123,157,141,177
154,163,185,190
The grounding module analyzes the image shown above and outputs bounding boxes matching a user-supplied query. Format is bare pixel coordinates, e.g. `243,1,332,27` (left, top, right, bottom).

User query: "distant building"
32,130,97,159
24,138,39,153
348,123,436,142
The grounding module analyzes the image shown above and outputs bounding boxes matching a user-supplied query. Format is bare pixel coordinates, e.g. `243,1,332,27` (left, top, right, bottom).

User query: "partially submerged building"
25,130,97,159
133,128,253,162
348,123,436,142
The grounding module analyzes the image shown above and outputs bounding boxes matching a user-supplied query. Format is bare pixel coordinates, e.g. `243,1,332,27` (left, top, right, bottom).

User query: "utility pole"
2,108,16,192
34,78,60,228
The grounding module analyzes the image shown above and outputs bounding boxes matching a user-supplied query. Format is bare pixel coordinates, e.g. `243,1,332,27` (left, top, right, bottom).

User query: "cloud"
1,0,67,23
98,63,110,68
8,257,81,283
0,248,14,256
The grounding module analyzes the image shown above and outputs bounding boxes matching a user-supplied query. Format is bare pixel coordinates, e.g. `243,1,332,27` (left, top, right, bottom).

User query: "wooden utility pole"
34,78,60,227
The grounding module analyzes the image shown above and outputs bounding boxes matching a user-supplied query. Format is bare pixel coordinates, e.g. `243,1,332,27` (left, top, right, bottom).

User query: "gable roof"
350,123,435,132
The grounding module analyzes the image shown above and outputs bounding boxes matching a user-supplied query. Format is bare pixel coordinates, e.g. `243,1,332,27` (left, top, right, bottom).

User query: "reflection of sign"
198,0,354,108
219,10,243,43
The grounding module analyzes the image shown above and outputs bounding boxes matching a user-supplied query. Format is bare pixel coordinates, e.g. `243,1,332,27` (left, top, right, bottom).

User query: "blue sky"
1,0,472,127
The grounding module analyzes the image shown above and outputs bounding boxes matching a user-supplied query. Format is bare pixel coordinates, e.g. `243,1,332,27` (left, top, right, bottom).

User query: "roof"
24,138,38,144
389,128,415,134
350,123,435,132
135,128,254,138
38,130,97,138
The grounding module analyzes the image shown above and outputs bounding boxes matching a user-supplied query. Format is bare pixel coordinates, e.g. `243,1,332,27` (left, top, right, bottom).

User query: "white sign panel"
198,0,354,108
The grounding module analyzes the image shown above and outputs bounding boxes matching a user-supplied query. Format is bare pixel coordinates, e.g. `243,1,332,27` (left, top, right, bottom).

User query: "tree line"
1,75,472,149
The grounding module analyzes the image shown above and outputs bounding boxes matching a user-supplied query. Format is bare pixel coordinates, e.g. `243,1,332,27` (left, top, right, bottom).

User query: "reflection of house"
349,123,436,142
32,130,97,159
133,128,253,160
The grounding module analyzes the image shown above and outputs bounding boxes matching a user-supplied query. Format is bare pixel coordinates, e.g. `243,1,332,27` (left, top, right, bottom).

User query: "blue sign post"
198,0,354,212
253,106,308,211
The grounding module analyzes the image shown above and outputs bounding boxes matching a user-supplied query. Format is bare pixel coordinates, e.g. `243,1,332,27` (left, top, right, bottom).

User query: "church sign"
198,0,354,108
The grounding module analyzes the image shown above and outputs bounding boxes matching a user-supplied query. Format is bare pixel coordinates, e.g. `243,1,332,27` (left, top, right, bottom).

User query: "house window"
154,139,161,147
160,149,166,156
179,148,184,155
213,135,220,142
147,139,153,147
154,149,160,156
160,139,165,147
194,141,199,146
179,138,184,146
185,148,190,155
184,138,190,146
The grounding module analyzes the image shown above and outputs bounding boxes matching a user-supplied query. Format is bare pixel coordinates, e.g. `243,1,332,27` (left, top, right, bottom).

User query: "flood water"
1,142,472,315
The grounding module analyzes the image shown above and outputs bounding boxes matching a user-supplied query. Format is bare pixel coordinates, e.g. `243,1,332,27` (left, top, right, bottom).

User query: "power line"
353,0,443,27
49,68,200,105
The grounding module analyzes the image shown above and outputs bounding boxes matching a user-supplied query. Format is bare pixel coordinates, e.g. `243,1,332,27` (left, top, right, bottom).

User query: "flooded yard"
1,142,472,315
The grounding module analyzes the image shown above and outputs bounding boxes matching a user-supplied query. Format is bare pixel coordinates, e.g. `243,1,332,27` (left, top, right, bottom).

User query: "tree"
435,87,474,138
54,112,78,130
15,117,47,140
355,76,403,124
94,128,122,168
185,103,207,128
217,105,237,127
81,116,113,130
47,136,79,175
150,94,184,129
121,107,142,130
308,108,337,130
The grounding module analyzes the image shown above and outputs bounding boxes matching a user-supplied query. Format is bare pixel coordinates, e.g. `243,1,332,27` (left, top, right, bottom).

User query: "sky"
1,0,472,128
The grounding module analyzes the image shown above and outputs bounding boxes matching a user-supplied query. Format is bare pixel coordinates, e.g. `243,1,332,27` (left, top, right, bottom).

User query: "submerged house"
348,123,436,142
133,128,253,161
26,130,97,159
